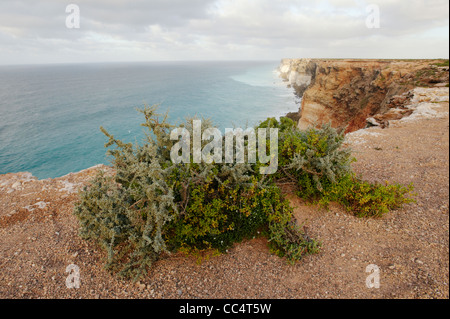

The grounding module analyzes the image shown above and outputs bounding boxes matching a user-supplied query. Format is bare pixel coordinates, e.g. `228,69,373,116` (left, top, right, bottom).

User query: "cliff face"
279,58,317,97
279,59,449,133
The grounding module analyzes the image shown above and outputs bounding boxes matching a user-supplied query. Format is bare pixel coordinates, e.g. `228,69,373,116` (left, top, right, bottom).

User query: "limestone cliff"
279,59,449,133
278,58,317,97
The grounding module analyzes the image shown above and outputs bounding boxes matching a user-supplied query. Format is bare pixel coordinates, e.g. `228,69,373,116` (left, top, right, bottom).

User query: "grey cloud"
0,0,215,39
0,0,448,64
83,0,214,26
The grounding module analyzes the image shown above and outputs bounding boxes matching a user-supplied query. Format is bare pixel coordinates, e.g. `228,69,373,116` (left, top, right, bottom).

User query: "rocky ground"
0,88,448,299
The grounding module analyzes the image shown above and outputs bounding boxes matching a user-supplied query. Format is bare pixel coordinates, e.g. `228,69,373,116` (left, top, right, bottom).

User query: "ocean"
0,61,298,179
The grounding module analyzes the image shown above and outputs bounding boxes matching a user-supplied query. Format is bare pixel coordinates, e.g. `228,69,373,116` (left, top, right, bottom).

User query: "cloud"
0,0,448,64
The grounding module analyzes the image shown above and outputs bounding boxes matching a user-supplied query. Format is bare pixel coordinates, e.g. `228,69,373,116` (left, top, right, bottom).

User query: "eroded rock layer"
279,59,449,133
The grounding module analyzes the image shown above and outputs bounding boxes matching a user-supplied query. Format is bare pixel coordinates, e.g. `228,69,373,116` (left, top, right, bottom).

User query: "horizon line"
1,57,449,68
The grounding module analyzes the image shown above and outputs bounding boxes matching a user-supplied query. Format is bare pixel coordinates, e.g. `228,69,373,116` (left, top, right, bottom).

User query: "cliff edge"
279,59,449,132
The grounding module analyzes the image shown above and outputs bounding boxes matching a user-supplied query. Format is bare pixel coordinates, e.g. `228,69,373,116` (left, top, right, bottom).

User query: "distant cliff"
279,59,449,133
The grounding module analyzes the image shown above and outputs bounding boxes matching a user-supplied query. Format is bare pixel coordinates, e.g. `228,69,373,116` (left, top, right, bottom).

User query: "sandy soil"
0,91,448,299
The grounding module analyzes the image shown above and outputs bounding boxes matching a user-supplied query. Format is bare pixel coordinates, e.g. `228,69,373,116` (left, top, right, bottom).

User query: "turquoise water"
0,61,298,179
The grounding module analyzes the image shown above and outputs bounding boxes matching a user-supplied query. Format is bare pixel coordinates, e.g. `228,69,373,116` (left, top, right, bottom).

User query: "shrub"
74,109,179,279
74,171,177,279
74,106,319,280
74,106,415,280
265,121,354,197
165,175,269,253
258,116,296,132
256,118,415,218
319,174,416,218
266,190,321,262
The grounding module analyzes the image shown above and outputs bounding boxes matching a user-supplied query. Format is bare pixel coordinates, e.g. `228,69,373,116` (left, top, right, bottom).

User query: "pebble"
12,182,21,189
136,282,146,290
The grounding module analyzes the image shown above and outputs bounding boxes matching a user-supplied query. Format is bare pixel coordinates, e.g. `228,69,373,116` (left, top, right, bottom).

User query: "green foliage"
266,190,321,262
277,123,354,195
258,116,296,132
74,106,318,280
74,106,415,281
74,171,177,280
256,118,414,218
319,174,416,218
432,60,449,67
166,176,320,260
167,177,265,252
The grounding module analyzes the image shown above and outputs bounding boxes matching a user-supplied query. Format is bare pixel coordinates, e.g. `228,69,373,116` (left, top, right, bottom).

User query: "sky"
0,0,448,65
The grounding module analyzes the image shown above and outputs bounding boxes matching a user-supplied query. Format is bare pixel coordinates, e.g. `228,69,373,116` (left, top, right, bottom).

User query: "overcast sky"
0,0,448,65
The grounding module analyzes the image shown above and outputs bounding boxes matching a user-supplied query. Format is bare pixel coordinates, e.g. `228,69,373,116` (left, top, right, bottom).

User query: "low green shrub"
267,196,321,262
319,174,416,218
74,171,177,279
258,116,297,132
74,107,415,280
74,106,319,280
256,117,415,218
259,120,354,197
165,176,269,253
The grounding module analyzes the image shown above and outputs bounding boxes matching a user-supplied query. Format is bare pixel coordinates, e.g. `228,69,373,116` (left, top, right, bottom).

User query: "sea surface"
0,61,298,179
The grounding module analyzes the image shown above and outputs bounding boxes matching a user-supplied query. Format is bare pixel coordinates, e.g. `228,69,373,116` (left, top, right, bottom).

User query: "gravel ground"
0,98,448,300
